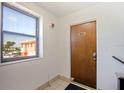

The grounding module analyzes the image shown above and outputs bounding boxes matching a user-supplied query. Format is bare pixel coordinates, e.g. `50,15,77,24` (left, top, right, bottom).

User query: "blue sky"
3,6,36,36
3,32,35,47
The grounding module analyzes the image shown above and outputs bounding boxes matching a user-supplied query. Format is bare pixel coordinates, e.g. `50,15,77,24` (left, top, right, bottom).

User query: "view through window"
1,3,39,63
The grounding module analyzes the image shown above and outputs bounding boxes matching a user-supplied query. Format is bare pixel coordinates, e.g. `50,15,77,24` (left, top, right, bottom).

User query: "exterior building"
21,40,36,56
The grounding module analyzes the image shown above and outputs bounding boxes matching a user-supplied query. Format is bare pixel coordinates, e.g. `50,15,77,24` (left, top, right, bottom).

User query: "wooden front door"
71,21,96,88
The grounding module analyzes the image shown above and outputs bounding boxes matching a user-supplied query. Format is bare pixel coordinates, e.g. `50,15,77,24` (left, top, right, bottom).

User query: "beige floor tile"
43,78,94,90
44,86,56,90
55,86,66,90
44,79,69,90
53,79,65,85
61,81,69,87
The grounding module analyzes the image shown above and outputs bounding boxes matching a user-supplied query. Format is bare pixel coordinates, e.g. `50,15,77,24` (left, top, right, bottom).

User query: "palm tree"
3,41,21,57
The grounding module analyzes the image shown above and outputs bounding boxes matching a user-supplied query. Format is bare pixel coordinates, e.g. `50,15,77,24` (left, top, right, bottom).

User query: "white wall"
0,2,61,89
1,2,124,90
58,3,124,90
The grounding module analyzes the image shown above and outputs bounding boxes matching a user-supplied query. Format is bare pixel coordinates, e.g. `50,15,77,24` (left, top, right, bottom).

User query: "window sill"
0,57,42,67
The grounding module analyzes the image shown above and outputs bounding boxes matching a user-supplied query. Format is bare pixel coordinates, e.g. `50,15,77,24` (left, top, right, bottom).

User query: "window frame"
1,3,39,63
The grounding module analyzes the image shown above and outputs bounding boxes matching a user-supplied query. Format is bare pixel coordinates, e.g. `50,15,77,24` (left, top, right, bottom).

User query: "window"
1,3,39,63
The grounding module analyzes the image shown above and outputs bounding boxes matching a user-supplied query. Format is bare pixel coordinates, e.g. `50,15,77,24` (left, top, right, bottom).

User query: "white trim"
0,57,42,67
70,18,97,26
39,17,44,58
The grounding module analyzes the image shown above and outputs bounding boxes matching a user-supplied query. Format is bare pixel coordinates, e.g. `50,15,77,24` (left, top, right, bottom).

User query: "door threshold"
71,81,96,90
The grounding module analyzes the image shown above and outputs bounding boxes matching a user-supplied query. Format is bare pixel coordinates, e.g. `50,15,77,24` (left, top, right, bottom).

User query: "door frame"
70,20,97,89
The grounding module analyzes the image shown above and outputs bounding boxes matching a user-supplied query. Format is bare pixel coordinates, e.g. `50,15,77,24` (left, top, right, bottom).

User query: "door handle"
92,52,96,61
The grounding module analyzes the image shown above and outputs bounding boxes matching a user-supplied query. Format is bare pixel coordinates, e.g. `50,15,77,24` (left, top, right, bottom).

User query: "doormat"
65,83,86,90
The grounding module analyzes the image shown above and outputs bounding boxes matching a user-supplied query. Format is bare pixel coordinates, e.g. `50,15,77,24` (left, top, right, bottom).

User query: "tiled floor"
43,78,95,90
44,79,69,90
